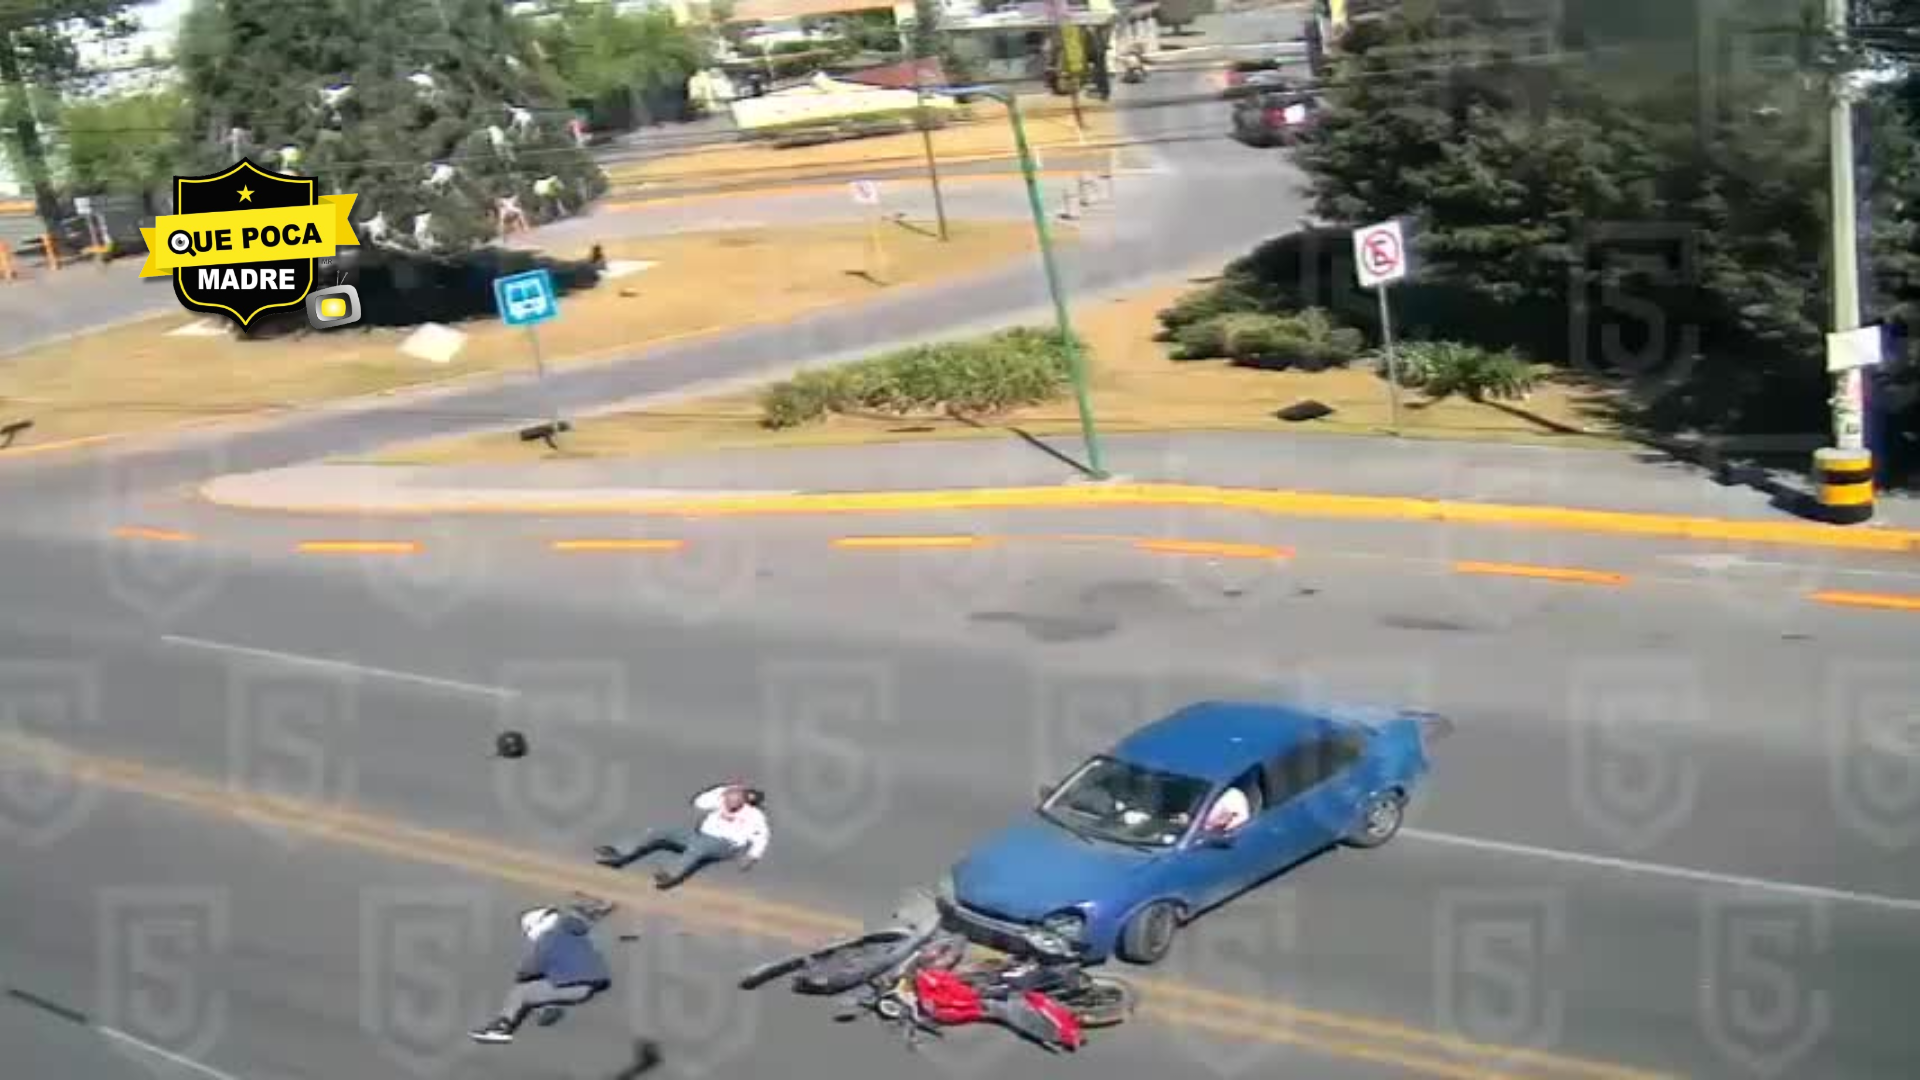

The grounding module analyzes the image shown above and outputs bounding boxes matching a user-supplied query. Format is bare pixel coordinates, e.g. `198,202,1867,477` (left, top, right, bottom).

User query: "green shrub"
758,327,1075,428
1168,307,1364,369
1228,308,1365,371
1384,341,1538,402
1155,281,1265,342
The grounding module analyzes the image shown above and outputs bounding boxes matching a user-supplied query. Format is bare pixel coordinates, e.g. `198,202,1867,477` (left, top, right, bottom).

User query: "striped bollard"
1814,447,1874,524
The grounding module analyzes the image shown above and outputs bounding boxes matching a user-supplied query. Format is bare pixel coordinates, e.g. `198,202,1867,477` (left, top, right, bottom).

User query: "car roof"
1109,701,1341,782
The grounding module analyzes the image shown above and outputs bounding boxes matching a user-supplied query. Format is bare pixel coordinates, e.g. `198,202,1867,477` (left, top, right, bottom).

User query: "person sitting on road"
594,782,770,890
470,903,614,1045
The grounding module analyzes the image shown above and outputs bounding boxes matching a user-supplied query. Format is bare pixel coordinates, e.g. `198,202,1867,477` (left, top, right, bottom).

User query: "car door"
1183,767,1274,911
1262,734,1369,863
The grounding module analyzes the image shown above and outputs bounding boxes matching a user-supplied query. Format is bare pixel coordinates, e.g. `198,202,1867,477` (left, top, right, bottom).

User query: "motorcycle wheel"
1066,977,1137,1028
794,938,914,995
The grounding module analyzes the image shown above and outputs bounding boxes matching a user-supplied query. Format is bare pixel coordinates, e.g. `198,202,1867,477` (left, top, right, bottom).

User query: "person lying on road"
469,902,615,1044
595,782,770,890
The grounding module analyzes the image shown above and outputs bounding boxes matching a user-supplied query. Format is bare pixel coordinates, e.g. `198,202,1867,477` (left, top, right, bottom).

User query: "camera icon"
306,284,362,330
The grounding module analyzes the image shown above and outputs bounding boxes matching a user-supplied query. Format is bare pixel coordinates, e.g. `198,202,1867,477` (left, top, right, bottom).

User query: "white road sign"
1353,219,1407,288
1826,325,1884,373
849,180,881,206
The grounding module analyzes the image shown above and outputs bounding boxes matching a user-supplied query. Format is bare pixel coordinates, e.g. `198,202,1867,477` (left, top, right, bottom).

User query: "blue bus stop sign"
493,268,558,328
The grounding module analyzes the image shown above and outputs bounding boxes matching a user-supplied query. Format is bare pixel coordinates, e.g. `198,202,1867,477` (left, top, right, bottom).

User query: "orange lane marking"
549,538,687,552
1453,560,1627,586
830,535,993,549
112,525,194,543
1809,589,1920,612
1135,539,1292,560
295,540,421,555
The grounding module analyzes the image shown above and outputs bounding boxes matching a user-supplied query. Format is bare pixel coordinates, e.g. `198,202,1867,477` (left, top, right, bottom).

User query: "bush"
1167,308,1365,369
758,327,1076,428
1155,281,1268,341
1384,341,1538,402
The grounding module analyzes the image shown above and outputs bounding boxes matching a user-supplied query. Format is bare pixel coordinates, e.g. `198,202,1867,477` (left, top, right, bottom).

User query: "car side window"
1266,736,1365,805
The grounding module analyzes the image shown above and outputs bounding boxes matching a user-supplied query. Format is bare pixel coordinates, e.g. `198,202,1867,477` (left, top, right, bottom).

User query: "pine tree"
175,0,606,255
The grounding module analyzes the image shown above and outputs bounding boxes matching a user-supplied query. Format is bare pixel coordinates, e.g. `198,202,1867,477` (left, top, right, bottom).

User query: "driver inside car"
1204,781,1259,833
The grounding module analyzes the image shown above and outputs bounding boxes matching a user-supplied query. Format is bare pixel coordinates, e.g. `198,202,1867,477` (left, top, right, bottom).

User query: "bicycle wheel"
1066,976,1137,1028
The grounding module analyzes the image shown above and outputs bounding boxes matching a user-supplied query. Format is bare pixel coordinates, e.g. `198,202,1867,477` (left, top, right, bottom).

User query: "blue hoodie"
516,914,612,989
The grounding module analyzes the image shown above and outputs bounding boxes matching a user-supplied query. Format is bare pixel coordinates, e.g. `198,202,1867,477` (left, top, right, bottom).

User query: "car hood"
952,817,1162,921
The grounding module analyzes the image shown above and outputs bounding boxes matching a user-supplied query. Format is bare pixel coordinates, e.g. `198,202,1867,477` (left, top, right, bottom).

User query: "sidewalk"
199,432,1920,552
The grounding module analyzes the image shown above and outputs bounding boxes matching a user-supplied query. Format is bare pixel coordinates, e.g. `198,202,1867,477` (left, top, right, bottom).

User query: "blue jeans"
605,827,743,883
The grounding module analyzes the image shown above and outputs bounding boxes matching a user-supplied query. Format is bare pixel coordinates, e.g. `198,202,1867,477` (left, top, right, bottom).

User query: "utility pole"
1826,0,1864,452
913,66,950,241
1817,0,1879,523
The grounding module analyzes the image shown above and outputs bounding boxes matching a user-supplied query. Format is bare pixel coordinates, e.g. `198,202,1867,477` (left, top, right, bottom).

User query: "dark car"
1232,90,1320,148
1222,58,1291,98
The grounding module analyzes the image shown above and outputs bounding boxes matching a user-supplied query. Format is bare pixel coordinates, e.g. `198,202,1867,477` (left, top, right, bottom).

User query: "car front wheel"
1344,790,1406,849
1117,901,1180,965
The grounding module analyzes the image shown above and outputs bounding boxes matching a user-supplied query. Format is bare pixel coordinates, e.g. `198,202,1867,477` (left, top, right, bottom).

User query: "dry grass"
363,278,1629,467
606,95,1118,190
0,219,1048,450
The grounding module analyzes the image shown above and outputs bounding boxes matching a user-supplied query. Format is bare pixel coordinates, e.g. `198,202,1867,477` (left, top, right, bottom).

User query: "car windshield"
1039,756,1214,849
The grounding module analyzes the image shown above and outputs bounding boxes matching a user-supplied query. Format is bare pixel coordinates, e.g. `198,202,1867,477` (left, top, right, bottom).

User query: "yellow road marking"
1453,561,1628,586
294,540,422,555
204,481,1920,555
1,732,1674,1080
1135,538,1292,560
831,535,993,549
550,538,688,553
112,525,195,543
1809,589,1920,612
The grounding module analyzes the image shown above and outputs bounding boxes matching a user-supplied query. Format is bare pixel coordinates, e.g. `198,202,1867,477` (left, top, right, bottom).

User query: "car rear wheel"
1117,901,1180,965
1343,789,1406,849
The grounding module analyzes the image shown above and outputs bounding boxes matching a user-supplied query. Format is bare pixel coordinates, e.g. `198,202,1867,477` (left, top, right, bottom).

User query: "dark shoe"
469,1020,515,1044
653,870,682,890
594,845,626,867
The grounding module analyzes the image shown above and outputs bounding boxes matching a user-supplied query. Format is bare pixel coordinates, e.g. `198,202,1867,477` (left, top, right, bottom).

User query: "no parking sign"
1351,217,1410,431
1353,218,1408,289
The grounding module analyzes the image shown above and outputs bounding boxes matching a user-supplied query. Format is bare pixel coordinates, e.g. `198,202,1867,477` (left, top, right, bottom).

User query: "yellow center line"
1808,589,1920,612
1453,561,1628,586
1135,539,1294,560
295,540,422,555
550,538,688,553
112,525,195,543
1,733,1673,1080
830,535,994,549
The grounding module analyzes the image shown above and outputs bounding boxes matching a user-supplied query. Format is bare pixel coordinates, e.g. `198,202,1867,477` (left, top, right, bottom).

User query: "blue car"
938,700,1452,966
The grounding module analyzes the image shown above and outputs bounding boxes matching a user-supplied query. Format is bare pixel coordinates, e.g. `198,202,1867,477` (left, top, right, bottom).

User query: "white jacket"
693,786,770,860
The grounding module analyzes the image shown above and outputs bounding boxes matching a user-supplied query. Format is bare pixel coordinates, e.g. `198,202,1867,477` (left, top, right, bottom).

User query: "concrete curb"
195,472,1920,555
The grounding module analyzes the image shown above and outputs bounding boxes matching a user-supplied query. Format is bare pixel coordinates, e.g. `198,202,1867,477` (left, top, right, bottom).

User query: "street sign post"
492,268,563,429
1353,218,1409,434
850,179,887,282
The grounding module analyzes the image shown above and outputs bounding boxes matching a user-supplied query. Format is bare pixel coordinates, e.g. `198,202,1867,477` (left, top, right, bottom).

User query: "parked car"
1231,90,1321,147
1223,57,1291,97
938,700,1452,966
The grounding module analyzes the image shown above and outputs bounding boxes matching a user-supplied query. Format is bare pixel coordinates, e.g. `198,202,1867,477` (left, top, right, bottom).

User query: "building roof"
837,56,946,89
728,0,897,22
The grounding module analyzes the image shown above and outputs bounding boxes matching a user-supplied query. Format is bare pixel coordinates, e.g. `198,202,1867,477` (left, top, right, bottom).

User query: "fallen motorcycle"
840,938,1136,1052
740,890,1136,1052
738,889,946,996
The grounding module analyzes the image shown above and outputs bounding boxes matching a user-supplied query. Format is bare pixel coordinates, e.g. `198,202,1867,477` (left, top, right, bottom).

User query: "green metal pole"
1001,92,1108,479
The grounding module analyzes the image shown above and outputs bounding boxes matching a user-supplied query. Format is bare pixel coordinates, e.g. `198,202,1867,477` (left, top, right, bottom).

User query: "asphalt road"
19,9,1920,1080
3,502,1920,1080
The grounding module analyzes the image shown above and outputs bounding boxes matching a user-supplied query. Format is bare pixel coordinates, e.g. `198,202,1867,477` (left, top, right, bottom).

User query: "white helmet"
519,907,559,941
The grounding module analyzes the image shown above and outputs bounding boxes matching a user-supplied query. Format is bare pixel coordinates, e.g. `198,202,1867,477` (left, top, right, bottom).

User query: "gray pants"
498,979,598,1029
606,826,744,883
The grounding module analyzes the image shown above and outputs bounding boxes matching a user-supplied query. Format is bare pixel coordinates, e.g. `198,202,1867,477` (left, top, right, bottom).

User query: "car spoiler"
1407,710,1455,744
